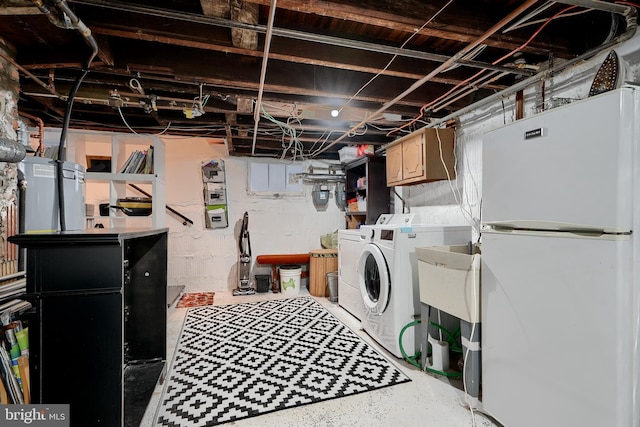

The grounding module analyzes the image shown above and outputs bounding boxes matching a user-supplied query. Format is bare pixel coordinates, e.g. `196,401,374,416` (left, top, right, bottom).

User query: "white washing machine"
358,214,471,358
338,229,366,320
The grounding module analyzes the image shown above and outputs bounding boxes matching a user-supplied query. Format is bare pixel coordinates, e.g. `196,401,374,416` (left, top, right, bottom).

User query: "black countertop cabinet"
9,228,168,427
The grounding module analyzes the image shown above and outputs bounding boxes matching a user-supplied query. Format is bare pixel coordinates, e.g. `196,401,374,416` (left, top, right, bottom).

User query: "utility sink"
416,244,481,323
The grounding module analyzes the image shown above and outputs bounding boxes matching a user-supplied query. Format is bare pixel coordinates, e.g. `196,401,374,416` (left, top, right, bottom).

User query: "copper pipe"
19,112,45,156
423,0,637,130
515,90,524,119
312,0,539,157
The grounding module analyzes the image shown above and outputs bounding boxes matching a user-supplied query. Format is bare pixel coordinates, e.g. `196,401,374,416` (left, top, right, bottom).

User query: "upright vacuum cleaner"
233,211,256,296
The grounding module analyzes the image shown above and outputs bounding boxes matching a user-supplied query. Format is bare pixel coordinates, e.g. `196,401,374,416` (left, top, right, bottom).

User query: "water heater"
18,156,85,233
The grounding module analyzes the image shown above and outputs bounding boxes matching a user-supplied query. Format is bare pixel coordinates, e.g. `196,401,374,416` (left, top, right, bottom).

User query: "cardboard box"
346,215,361,229
416,244,481,323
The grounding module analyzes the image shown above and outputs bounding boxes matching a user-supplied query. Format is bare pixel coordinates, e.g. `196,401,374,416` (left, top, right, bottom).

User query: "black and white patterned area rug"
155,297,410,426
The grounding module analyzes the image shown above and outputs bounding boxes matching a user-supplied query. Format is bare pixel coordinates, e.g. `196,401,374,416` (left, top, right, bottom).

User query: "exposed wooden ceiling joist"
0,0,629,159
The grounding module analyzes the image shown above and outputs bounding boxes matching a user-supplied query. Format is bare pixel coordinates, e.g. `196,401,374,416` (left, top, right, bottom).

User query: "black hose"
56,69,88,230
49,0,98,231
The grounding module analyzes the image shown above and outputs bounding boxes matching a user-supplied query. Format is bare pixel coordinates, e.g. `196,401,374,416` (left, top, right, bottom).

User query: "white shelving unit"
64,129,166,229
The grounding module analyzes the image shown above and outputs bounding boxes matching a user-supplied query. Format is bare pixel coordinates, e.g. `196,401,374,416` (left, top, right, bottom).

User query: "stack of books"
0,274,30,404
118,145,154,174
0,323,29,404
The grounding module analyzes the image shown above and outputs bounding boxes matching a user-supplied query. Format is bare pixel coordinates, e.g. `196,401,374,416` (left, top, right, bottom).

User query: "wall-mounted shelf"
65,130,166,229
202,159,228,229
343,155,389,227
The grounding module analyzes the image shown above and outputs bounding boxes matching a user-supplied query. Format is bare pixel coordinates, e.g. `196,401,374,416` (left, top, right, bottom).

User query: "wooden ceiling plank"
200,0,231,17
87,26,506,91
201,0,259,51
231,1,259,50
93,34,114,66
243,0,571,57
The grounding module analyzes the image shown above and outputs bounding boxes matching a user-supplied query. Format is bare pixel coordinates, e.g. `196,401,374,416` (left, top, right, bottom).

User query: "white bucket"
280,264,302,295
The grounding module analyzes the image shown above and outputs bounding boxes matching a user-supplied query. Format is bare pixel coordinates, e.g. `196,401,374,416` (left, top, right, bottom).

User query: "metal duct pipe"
424,0,637,129
0,137,27,163
31,0,73,29
296,173,346,182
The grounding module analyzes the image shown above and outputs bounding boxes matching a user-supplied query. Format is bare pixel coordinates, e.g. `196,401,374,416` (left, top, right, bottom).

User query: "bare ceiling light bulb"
330,109,340,118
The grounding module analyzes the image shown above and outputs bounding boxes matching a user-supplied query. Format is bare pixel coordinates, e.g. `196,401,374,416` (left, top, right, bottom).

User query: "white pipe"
422,0,637,129
311,0,539,157
314,0,637,158
251,0,277,156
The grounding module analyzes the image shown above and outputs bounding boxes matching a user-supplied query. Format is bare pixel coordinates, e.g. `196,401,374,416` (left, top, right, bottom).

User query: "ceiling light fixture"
330,109,340,118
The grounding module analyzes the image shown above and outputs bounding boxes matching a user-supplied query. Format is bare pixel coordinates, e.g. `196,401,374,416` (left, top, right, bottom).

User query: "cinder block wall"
160,138,346,292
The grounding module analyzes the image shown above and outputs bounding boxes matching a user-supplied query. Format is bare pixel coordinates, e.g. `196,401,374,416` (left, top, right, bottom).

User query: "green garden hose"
399,319,462,378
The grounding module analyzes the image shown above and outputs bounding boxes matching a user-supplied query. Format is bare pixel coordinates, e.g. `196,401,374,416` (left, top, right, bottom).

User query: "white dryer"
358,214,471,358
338,229,366,320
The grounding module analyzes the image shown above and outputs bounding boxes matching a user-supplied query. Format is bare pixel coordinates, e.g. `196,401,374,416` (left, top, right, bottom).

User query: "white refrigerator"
481,86,640,427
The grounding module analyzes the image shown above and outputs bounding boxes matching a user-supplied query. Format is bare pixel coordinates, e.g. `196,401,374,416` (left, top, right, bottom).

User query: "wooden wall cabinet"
386,127,456,186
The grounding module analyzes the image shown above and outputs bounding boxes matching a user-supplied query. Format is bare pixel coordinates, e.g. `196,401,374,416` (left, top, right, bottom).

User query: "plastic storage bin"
279,264,302,295
254,275,271,293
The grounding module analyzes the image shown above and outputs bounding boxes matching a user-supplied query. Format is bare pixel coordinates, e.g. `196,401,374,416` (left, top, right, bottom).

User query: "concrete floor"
141,288,499,427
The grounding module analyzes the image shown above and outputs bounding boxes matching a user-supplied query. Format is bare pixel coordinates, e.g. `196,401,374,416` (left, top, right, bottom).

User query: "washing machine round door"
358,243,391,315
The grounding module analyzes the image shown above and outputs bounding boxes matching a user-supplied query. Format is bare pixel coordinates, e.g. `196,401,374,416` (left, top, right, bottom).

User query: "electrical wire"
434,128,477,234
258,102,306,160
393,188,408,213
389,4,582,136
615,0,640,8
117,107,173,136
460,132,481,233
117,107,139,135
505,8,593,32
462,267,480,426
426,4,579,115
338,0,455,115
305,1,455,151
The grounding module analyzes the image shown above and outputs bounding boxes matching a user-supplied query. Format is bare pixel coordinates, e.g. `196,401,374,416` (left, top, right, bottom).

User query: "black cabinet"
9,228,168,427
343,155,390,226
